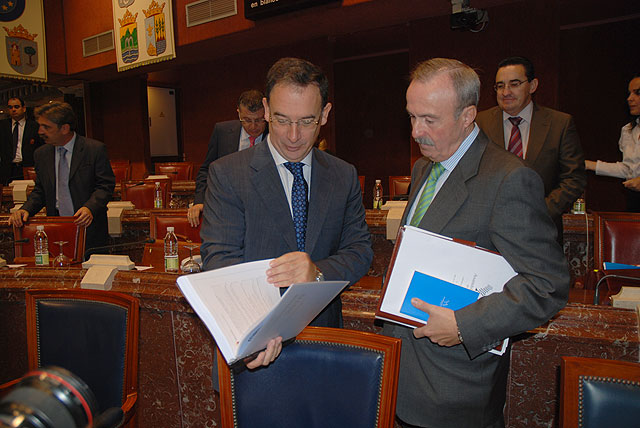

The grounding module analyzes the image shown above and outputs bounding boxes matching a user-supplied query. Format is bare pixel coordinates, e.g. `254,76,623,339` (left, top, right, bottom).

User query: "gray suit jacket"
199,142,373,327
383,130,569,427
194,120,268,204
21,136,115,255
476,103,586,223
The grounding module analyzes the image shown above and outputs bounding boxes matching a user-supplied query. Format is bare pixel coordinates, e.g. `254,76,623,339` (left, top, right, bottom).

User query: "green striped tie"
410,162,445,227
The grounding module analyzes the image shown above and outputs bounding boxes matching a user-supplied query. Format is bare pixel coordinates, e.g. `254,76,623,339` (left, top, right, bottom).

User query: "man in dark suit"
0,97,44,184
200,58,373,368
9,101,115,257
188,89,268,226
476,56,585,232
383,58,568,428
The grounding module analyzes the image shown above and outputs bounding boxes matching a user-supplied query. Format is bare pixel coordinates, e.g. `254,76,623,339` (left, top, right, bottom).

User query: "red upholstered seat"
149,209,202,243
111,160,132,183
358,175,365,195
155,162,194,180
593,211,640,270
13,216,86,263
389,176,411,199
121,179,172,209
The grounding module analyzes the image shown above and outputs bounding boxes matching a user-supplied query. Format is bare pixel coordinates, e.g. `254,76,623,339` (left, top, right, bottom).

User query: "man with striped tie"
383,58,568,428
476,56,585,235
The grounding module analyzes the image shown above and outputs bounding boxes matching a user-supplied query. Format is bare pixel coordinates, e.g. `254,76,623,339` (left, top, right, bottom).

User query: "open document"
177,259,348,365
376,226,517,356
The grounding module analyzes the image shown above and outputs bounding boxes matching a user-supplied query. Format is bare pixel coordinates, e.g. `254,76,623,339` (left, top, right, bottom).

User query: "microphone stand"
82,238,156,259
593,274,640,305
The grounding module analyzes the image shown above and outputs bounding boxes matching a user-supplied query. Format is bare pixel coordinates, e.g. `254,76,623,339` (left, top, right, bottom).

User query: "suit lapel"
69,135,84,180
249,143,299,251
305,149,333,253
525,103,549,165
485,107,505,148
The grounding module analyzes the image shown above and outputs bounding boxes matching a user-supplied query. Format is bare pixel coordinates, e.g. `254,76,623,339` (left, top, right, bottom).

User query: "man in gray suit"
383,58,568,428
476,57,585,233
188,90,268,226
200,57,373,368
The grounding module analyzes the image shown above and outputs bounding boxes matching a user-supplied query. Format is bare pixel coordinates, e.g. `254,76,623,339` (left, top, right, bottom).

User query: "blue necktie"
284,162,308,252
57,147,74,216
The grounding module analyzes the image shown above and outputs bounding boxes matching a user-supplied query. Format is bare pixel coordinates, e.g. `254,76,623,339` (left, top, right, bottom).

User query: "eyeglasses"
493,79,530,92
239,118,266,125
269,116,319,129
7,105,23,109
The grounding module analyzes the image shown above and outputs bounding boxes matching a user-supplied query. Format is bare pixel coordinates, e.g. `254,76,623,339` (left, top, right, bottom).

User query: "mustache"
415,137,435,147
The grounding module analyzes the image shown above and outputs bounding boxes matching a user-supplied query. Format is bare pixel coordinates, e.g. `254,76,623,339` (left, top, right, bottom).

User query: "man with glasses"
189,89,269,226
476,56,585,236
0,97,43,184
200,57,373,368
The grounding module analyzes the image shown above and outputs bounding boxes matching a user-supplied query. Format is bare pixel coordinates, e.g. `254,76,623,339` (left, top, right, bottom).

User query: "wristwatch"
314,267,325,282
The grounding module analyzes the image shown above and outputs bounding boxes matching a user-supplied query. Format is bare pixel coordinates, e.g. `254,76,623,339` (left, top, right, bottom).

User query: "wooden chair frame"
388,176,411,200
154,162,194,180
593,211,640,270
121,178,172,209
13,216,86,263
149,208,201,243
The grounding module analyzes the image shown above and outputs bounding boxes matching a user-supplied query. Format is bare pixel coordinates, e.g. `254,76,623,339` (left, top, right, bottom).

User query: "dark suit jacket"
194,120,268,204
199,142,373,328
383,131,569,427
0,118,44,183
476,103,586,224
21,135,116,255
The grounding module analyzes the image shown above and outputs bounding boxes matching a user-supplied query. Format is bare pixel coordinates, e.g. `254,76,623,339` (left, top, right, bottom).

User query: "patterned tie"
410,162,445,227
57,147,74,216
507,116,523,158
284,162,308,252
12,121,18,159
249,136,257,147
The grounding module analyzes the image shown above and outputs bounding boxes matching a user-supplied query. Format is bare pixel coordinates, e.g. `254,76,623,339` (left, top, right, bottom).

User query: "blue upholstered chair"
24,289,139,427
560,356,640,428
218,326,401,428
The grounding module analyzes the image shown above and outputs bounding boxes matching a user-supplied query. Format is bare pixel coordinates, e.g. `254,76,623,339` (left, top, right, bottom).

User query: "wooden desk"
140,242,201,271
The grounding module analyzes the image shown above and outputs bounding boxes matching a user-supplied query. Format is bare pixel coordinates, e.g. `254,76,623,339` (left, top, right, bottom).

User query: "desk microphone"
1,237,29,245
91,407,124,428
84,238,156,258
593,273,640,305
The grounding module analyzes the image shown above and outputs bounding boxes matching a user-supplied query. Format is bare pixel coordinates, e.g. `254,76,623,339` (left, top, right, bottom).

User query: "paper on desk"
135,266,153,271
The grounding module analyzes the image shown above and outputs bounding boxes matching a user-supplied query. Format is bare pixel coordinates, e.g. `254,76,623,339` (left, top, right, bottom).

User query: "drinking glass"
181,244,201,273
53,241,70,268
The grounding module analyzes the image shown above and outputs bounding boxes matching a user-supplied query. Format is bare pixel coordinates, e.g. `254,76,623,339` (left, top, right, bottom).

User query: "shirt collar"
60,132,76,153
266,134,313,167
13,117,26,127
502,100,533,124
440,123,479,172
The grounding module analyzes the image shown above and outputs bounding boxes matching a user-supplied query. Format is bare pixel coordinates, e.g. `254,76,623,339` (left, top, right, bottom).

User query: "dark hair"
630,74,640,129
265,58,329,107
35,101,77,132
8,96,25,107
238,90,265,112
498,56,535,82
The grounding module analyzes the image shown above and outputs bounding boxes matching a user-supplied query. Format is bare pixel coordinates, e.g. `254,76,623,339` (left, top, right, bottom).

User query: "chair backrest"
155,162,194,180
389,176,411,200
25,289,139,417
13,216,86,262
111,160,132,183
218,326,401,428
358,175,365,195
149,209,202,243
593,211,640,270
560,356,640,428
121,179,171,209
22,166,37,181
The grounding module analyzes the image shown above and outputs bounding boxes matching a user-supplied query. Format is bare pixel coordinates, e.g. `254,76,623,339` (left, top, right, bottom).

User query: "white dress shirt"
267,135,313,217
502,101,533,159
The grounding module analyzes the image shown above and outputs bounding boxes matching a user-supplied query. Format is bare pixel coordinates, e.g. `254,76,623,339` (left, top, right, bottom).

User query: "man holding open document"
382,58,569,428
200,57,373,368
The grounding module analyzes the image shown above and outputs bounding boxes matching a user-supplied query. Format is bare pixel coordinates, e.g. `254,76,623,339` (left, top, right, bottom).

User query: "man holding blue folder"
383,58,569,428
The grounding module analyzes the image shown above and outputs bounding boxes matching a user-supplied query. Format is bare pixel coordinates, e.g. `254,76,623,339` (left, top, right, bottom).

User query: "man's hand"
266,252,316,287
8,209,30,227
623,176,640,192
245,337,283,369
74,207,93,227
411,298,461,347
585,160,597,171
187,203,204,227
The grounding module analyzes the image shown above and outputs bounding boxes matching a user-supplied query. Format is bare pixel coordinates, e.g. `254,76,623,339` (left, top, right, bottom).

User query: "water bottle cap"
167,227,174,232
375,179,381,184
155,182,160,185
36,225,44,231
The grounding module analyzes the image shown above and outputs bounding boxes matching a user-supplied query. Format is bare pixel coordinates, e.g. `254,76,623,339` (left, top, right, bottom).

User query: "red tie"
508,116,523,158
249,136,256,147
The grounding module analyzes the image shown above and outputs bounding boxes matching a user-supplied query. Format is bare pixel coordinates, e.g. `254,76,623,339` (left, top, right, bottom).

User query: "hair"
631,73,640,129
498,56,535,81
238,90,265,112
8,96,25,107
410,58,480,118
35,101,77,132
265,57,329,107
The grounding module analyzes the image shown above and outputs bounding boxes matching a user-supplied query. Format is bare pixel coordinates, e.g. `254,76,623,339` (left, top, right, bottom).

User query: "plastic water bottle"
154,182,163,208
34,225,49,266
164,226,179,272
373,179,383,209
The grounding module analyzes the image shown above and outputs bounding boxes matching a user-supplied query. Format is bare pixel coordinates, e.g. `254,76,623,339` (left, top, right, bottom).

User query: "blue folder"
603,262,640,270
400,271,480,322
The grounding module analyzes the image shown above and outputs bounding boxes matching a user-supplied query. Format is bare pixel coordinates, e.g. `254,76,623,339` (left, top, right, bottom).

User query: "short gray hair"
410,58,480,118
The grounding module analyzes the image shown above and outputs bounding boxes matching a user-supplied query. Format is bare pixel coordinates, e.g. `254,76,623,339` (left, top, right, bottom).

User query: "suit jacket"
194,120,268,204
21,136,116,255
476,103,586,224
383,131,569,427
199,142,373,328
0,118,44,183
